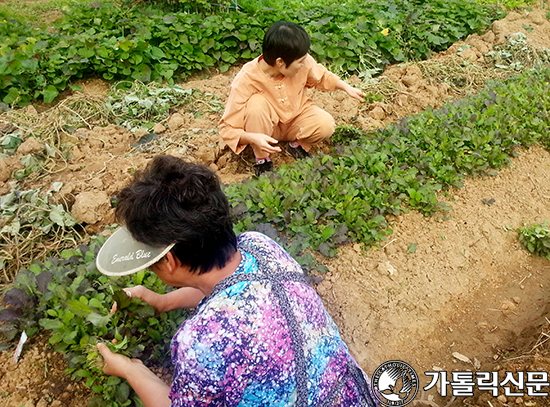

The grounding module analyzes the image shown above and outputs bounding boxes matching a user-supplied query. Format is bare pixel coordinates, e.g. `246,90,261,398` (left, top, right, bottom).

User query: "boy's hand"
345,86,366,102
336,80,366,102
245,133,282,157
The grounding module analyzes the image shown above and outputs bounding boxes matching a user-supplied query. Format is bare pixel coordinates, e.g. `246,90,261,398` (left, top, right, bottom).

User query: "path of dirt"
2,8,550,407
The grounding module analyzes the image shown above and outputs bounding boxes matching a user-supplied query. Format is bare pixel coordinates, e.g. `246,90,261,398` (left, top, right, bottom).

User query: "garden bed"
1,5,550,407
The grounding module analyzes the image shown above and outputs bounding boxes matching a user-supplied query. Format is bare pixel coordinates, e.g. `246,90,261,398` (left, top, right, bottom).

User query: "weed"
518,221,550,259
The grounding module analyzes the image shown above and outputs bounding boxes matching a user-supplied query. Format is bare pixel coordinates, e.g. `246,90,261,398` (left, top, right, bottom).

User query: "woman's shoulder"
237,232,303,274
237,231,282,253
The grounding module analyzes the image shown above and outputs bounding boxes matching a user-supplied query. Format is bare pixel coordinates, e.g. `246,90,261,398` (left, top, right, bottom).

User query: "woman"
96,155,378,407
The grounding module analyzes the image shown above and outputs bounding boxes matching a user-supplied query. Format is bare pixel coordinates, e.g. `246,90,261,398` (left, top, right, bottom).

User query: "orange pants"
243,94,335,158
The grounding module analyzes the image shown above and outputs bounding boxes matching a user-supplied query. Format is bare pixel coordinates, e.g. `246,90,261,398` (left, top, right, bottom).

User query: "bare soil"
2,8,550,407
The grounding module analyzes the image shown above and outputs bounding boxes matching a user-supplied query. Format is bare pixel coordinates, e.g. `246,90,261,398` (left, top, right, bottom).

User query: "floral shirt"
169,232,378,407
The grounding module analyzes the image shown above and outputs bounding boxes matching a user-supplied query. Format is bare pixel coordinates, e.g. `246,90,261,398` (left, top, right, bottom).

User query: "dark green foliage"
0,239,187,407
143,0,238,13
518,221,550,260
0,0,502,105
225,68,550,257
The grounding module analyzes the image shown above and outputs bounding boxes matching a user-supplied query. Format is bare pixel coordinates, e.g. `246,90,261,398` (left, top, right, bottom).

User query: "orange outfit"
219,55,340,154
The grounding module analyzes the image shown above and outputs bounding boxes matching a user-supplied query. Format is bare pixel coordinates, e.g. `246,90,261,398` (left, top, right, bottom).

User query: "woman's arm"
98,343,172,407
124,286,205,313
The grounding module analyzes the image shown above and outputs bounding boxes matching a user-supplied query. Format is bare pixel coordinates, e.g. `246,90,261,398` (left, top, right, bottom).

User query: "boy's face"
278,54,307,78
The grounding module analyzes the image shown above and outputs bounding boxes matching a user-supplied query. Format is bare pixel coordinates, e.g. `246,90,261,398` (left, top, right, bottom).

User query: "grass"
239,0,543,12
237,0,346,12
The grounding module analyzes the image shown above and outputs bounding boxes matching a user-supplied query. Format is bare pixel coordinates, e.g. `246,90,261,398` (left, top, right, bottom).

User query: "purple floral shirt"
169,232,378,407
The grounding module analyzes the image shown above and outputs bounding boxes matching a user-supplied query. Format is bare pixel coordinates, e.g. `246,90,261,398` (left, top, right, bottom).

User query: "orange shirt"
219,54,341,153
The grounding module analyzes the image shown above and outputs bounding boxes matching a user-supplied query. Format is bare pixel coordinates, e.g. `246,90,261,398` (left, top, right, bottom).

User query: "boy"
219,20,365,176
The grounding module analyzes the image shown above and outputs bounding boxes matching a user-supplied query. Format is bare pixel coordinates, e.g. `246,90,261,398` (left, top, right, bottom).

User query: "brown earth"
2,7,550,407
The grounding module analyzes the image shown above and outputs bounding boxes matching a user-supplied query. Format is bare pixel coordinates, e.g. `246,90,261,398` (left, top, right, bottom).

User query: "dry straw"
418,55,508,95
1,93,109,151
0,93,107,283
1,224,83,284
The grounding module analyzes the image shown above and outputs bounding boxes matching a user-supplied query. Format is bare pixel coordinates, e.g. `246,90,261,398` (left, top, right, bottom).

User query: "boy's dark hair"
262,20,310,67
116,155,237,275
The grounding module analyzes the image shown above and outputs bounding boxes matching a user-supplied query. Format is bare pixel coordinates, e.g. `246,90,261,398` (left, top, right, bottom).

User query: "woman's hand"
123,285,157,304
97,343,172,407
111,286,205,315
110,285,162,314
124,285,164,313
97,343,142,378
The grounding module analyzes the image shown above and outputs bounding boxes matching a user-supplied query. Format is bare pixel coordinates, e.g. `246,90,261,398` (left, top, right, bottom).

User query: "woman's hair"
262,20,310,67
115,155,237,274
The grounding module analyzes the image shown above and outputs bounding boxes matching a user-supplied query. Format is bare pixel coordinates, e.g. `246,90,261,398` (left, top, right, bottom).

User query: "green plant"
0,239,187,406
518,221,550,259
0,0,502,105
0,0,76,28
475,0,538,10
106,81,223,131
0,183,80,281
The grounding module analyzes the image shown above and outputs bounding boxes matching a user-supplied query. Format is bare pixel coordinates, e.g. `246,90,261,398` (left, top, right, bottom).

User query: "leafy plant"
0,183,79,281
475,0,538,10
518,221,550,260
0,0,502,105
106,81,223,131
0,239,188,406
145,0,238,13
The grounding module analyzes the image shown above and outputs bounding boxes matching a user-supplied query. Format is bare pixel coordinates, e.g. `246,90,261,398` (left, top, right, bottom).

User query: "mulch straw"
418,55,508,95
0,94,107,284
0,93,109,150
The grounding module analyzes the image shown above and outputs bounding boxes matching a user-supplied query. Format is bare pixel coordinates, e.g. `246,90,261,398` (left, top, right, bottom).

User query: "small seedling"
518,221,550,260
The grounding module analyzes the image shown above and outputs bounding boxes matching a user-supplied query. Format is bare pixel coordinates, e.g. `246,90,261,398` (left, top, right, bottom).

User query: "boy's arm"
219,84,281,157
219,72,267,154
219,120,247,154
305,55,364,101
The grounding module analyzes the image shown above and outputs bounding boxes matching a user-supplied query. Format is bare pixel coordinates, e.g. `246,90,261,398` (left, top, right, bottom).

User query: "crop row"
0,0,502,105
